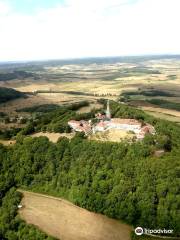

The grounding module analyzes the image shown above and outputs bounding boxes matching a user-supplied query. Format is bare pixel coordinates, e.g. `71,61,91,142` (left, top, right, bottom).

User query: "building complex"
68,101,155,140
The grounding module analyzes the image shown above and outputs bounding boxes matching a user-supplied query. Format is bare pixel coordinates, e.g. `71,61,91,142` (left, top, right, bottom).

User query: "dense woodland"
0,101,179,239
0,87,26,104
19,101,91,134
0,71,34,82
17,104,62,113
0,188,56,240
146,99,180,111
0,101,90,140
121,90,175,98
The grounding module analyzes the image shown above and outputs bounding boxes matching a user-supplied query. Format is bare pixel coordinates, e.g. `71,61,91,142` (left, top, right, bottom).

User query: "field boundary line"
17,189,98,213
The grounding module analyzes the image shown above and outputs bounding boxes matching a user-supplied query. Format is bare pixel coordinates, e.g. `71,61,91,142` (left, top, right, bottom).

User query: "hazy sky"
0,0,180,61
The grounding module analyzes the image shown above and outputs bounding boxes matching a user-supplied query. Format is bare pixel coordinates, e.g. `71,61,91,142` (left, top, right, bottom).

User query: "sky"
0,0,180,61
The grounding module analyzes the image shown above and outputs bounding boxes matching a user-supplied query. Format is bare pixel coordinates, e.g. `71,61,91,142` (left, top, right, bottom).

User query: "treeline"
0,101,179,239
0,87,26,104
18,101,89,113
167,75,177,80
0,145,57,240
0,71,33,81
121,90,175,98
18,101,91,134
35,90,94,96
0,128,21,140
123,67,161,75
0,101,179,238
146,99,180,111
0,101,91,140
17,104,62,113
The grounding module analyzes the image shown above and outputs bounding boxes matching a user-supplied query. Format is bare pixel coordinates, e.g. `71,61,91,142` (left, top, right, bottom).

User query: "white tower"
106,100,111,119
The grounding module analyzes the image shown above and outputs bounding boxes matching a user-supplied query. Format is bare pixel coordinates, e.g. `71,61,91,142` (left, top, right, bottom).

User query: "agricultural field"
139,106,180,124
19,190,132,240
77,102,103,113
0,56,180,124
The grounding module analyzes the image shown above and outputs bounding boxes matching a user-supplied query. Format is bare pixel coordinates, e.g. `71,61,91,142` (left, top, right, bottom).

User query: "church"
68,100,155,139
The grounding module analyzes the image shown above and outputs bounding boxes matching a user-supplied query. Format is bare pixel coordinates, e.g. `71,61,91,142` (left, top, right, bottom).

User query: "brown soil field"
11,79,122,97
140,106,180,117
143,109,180,123
19,190,132,240
0,95,51,115
77,102,103,113
31,132,75,143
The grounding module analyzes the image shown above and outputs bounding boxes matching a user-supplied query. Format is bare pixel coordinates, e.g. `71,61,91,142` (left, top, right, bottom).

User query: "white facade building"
93,119,142,133
68,101,155,140
107,123,141,133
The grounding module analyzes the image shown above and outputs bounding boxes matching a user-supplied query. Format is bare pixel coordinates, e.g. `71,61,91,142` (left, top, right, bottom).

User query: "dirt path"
18,190,132,240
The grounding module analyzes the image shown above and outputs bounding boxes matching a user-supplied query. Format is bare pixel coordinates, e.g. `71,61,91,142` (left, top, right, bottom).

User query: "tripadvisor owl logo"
135,227,144,235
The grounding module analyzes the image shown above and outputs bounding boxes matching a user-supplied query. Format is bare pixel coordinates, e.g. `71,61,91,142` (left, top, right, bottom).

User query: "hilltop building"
93,118,142,133
68,100,155,140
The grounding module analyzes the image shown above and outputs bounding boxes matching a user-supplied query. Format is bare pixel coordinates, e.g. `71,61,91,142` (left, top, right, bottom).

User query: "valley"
0,56,180,126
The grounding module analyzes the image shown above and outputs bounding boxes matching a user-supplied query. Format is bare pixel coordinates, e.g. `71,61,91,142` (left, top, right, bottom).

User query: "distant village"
68,100,155,140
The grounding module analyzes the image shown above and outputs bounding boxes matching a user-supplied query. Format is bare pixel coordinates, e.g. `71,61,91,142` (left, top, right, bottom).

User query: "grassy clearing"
89,129,134,142
19,190,132,240
30,132,75,143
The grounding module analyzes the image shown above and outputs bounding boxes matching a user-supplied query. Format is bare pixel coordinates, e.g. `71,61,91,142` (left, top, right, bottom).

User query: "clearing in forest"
30,132,75,143
19,190,132,240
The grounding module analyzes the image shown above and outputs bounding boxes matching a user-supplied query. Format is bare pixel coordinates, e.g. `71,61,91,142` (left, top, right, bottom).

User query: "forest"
0,101,179,239
146,99,180,111
0,87,26,103
121,90,175,98
19,101,91,135
0,71,34,82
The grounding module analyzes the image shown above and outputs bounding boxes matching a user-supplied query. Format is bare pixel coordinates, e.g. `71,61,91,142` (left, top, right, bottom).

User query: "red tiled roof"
96,121,108,128
68,120,91,133
141,126,150,133
141,124,155,134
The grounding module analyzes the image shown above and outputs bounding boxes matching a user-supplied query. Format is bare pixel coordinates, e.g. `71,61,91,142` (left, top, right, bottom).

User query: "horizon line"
1,53,180,64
